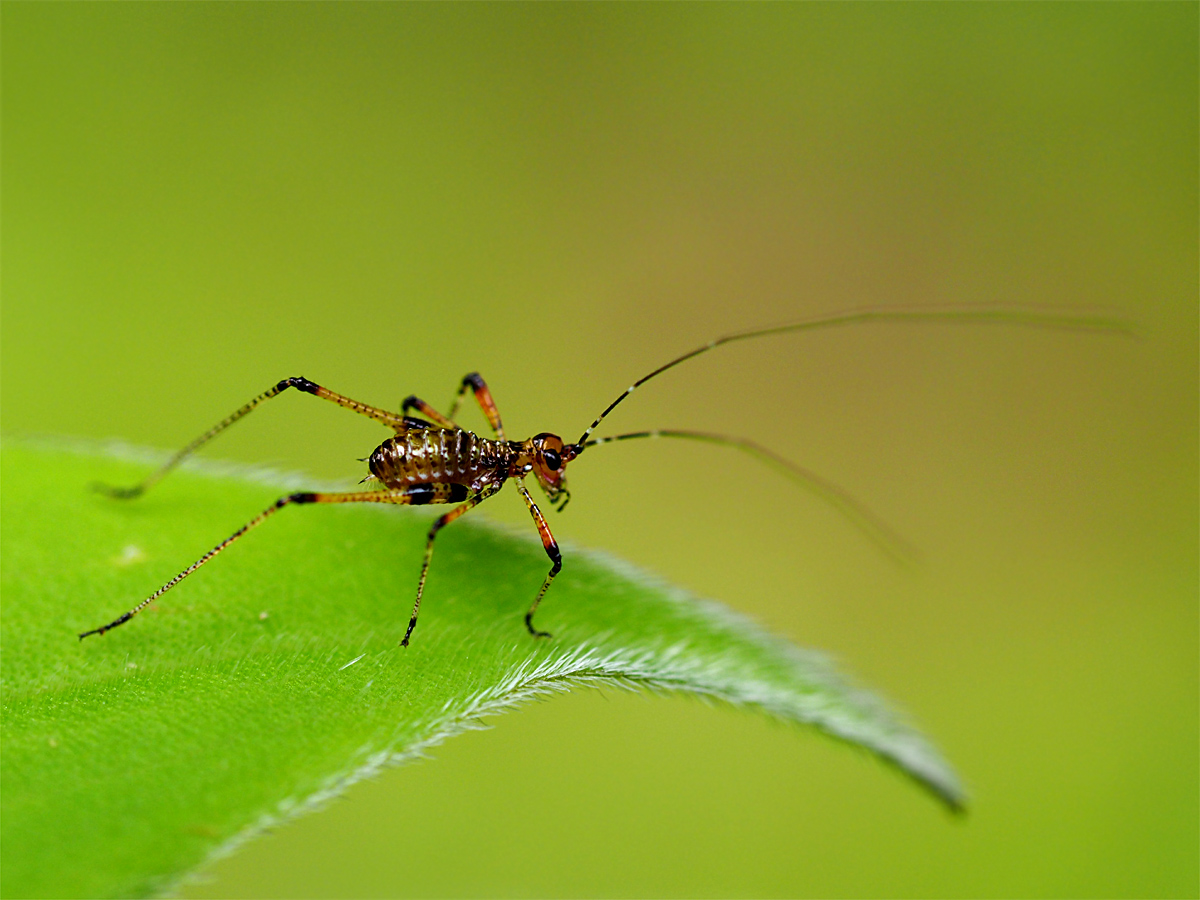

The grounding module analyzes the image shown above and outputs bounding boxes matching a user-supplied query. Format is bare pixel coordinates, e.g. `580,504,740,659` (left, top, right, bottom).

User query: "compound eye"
542,448,561,471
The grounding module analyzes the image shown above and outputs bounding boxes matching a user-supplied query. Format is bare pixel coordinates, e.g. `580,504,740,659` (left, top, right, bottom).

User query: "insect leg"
446,373,505,440
79,487,426,640
514,480,561,639
95,377,409,499
400,395,457,428
404,481,502,647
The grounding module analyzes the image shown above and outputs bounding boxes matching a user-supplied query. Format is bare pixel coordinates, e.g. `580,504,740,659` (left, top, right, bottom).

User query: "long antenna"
573,305,1131,448
583,429,918,564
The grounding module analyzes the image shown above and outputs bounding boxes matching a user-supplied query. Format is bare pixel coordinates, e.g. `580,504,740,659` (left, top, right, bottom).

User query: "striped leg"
95,377,409,499
79,486,455,641
515,480,561,639
446,373,505,440
404,481,502,646
400,394,457,429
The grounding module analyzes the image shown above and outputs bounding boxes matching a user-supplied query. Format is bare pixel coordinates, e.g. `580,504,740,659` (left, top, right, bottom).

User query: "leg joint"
284,376,320,394
409,484,436,506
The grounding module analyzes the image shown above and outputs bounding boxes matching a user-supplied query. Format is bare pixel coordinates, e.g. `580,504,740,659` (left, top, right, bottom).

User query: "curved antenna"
583,429,919,566
573,305,1132,447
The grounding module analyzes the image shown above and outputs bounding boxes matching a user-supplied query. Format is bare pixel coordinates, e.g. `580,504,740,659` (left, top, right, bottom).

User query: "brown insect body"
80,306,1127,647
366,428,572,500
367,430,515,491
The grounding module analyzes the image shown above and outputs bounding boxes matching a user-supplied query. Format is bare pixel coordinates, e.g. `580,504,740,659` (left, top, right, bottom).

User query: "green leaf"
1,439,963,899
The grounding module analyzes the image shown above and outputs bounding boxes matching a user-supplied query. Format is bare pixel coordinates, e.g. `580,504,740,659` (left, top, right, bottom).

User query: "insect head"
525,432,579,510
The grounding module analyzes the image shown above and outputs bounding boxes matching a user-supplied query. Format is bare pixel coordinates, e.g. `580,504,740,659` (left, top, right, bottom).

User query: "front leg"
515,480,561,639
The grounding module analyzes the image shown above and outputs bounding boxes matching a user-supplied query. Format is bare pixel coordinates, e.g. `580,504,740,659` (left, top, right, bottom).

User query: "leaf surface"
1,440,963,898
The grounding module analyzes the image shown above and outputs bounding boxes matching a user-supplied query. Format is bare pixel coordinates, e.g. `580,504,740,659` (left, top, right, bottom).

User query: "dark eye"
542,448,561,471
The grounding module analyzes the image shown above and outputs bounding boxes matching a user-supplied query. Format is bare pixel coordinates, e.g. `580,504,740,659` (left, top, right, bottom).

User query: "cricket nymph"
366,430,577,504
82,306,1128,647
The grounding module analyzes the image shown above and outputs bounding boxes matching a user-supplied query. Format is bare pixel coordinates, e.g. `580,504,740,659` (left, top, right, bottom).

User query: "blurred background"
3,4,1195,897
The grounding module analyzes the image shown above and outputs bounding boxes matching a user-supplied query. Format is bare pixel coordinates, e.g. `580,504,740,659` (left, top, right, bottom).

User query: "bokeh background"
3,4,1195,897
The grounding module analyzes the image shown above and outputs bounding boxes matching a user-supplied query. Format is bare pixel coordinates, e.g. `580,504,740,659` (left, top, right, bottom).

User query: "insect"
80,306,1127,645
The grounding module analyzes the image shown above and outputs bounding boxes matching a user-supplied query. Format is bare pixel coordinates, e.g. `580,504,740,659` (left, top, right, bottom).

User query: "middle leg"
400,394,457,429
404,480,502,646
446,373,506,440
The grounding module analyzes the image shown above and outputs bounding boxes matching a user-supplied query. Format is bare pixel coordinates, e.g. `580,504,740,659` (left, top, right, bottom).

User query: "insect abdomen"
368,430,507,489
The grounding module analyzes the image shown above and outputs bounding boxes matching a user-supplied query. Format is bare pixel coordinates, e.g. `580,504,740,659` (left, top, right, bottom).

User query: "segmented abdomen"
368,430,509,490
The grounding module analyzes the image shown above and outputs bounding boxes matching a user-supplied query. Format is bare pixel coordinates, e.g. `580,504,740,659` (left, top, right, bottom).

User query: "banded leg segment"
515,480,561,639
79,487,453,640
401,395,457,429
96,377,409,499
447,373,505,440
405,481,502,646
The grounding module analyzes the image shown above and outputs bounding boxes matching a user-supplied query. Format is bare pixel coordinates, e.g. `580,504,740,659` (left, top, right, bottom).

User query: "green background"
3,4,1195,897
